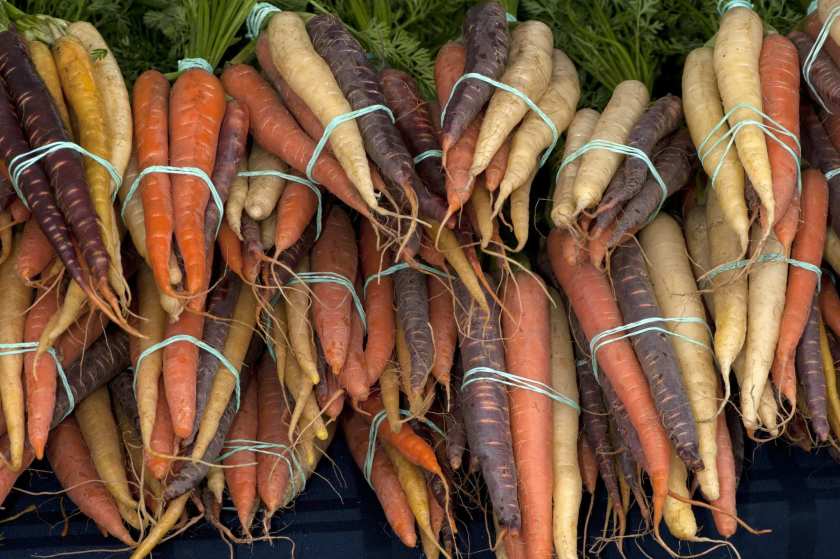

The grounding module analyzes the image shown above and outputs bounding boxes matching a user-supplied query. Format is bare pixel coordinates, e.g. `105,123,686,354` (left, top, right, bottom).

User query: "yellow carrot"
245,144,287,221
551,109,599,227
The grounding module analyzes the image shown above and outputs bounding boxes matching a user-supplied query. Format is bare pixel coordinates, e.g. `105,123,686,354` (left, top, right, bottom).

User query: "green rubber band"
506,12,518,23
809,1,819,16
133,334,242,411
219,438,306,493
717,0,753,15
238,170,322,239
804,5,840,114
178,57,213,73
0,342,72,421
589,317,712,384
697,103,801,193
306,104,395,184
441,72,558,168
556,139,670,221
362,409,446,486
246,2,280,39
827,168,840,181
8,141,123,209
363,262,450,294
121,165,224,237
413,149,443,165
461,366,580,411
703,252,823,284
287,272,367,332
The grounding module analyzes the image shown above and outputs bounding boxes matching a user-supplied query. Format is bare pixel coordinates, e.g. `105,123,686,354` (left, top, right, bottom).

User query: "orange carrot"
163,310,205,438
548,227,670,529
47,417,133,545
23,288,59,458
484,139,510,192
256,353,293,516
274,179,320,253
710,413,737,537
223,368,259,531
359,219,395,385
578,436,597,495
311,207,358,375
820,275,840,339
16,219,54,282
339,302,371,403
218,221,243,277
759,34,800,226
146,377,176,480
428,276,456,387
772,169,828,405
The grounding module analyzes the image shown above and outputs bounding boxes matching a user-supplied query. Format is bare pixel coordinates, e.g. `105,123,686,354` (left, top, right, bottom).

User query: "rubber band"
121,165,224,236
440,72,558,168
803,5,840,114
809,1,819,16
363,262,450,294
460,366,580,411
557,139,669,219
219,438,306,492
8,141,123,208
246,2,281,39
698,102,801,193
238,170,323,239
133,334,243,410
413,149,443,165
363,409,446,485
827,168,840,181
306,104,395,184
178,57,213,74
286,272,367,331
0,342,72,421
717,0,753,15
589,317,712,384
703,252,822,284
506,12,518,23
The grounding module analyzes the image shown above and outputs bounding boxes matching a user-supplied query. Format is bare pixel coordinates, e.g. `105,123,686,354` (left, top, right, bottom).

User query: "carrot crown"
179,0,256,72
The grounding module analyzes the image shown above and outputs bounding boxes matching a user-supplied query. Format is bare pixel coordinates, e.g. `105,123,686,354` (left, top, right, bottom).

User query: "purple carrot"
801,101,840,237
790,32,840,113
395,266,434,391
796,294,830,442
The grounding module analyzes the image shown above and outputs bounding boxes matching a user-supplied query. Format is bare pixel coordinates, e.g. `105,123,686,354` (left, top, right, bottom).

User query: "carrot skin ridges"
394,267,433,392
797,295,830,442
452,278,520,532
206,99,250,243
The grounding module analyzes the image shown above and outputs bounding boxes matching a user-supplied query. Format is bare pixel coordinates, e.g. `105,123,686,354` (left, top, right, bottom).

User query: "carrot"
440,2,509,153
0,238,31,469
760,34,800,225
146,377,176,480
470,21,553,178
662,446,697,541
218,221,243,276
548,227,670,528
16,217,54,282
611,241,702,472
484,138,511,193
163,309,205,439
444,370,467,469
469,174,494,248
819,323,840,438
25,38,71,133
395,267,433,392
578,435,597,495
683,47,749,252
821,275,840,339
800,102,840,239
23,287,58,457
773,169,828,405
359,220,395,384
551,108,600,227
339,297,372,404
827,229,840,275
428,220,488,312
572,80,649,214
806,9,840,66
311,207,358,375
132,265,166,448
274,176,320,253
133,70,174,297
791,31,840,113
75,386,137,511
384,442,440,555
710,413,737,538
797,295,829,441
428,276,456,388
315,339,345,419
732,351,779,436
256,352,295,516
241,215,262,283
284,257,319,387
344,412,417,547
452,278,520,531
223,367,259,531
245,144,286,221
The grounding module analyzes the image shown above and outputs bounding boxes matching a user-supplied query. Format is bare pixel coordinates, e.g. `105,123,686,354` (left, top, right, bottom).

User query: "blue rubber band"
809,1,819,16
8,141,123,208
246,2,281,39
441,72,559,168
461,366,580,410
827,168,840,182
363,262,450,294
506,12,518,23
219,438,306,492
557,139,670,220
121,165,224,236
717,0,753,15
803,5,840,114
178,57,213,74
413,149,443,165
238,170,323,239
287,272,367,332
703,252,822,284
0,343,72,421
306,104,395,184
133,334,243,411
589,317,712,384
363,409,446,486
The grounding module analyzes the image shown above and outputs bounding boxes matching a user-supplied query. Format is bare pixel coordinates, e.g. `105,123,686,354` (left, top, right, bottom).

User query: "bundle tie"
363,409,446,485
413,149,443,165
461,366,580,411
238,170,322,239
557,139,669,220
246,2,281,39
219,438,306,493
827,168,840,181
803,4,840,114
0,343,71,421
121,165,224,236
177,57,213,74
306,105,395,184
589,317,712,384
8,141,123,208
287,272,366,331
703,252,822,284
717,0,753,15
698,103,801,193
363,262,450,294
506,12,518,23
133,334,242,410
440,72,558,167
